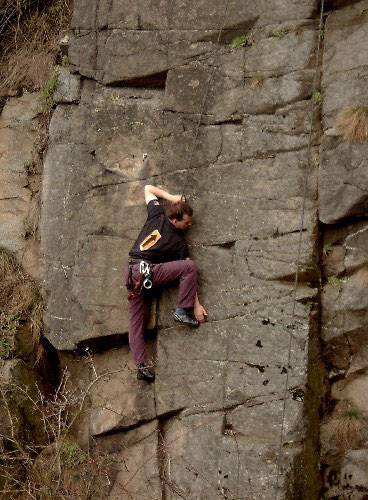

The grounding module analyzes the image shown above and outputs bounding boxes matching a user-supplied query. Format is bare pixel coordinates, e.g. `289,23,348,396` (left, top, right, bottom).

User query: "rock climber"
126,184,207,383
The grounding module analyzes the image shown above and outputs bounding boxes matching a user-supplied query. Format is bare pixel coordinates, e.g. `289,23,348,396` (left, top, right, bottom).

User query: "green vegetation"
271,27,287,38
24,158,38,175
312,91,323,105
62,441,88,468
0,314,19,359
327,275,343,291
323,243,333,256
337,104,368,142
293,25,304,36
231,33,255,49
305,301,317,312
61,55,69,67
39,67,59,112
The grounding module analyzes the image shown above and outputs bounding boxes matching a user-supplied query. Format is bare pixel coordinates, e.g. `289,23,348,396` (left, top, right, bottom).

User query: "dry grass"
0,0,73,97
326,400,366,449
336,105,368,142
251,75,266,90
0,248,44,359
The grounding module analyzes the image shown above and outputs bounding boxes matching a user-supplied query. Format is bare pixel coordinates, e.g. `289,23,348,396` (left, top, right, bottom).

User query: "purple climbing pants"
125,259,198,365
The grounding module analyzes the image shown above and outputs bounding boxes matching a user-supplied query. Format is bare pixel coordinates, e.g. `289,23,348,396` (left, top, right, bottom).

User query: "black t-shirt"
129,200,189,263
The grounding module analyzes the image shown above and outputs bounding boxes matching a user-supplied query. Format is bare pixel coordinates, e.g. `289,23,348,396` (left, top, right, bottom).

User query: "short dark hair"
167,201,193,221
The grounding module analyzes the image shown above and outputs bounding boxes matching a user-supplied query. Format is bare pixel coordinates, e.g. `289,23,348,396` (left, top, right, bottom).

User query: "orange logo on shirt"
140,230,161,251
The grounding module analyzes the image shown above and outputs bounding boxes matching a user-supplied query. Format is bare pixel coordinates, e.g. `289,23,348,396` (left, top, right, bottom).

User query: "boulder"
53,67,81,103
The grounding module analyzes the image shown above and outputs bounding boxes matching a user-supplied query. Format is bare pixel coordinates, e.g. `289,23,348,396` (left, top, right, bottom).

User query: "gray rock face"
319,2,368,497
0,93,41,277
53,67,81,103
320,1,368,223
39,0,365,497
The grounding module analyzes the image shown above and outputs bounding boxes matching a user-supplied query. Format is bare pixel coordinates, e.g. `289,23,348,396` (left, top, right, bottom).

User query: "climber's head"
167,201,193,231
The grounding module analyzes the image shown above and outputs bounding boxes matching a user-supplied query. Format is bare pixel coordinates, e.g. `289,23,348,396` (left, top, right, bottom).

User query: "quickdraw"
127,260,153,300
139,261,153,291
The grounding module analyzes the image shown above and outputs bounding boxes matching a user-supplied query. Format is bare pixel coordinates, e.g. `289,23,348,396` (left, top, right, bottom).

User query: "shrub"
336,104,368,142
39,66,59,112
0,369,111,498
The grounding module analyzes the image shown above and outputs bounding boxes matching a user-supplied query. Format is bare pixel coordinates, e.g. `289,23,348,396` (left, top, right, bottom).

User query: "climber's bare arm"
144,185,182,205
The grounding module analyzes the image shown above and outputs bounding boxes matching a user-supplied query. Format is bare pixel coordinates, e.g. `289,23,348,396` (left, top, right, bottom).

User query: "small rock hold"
325,127,342,137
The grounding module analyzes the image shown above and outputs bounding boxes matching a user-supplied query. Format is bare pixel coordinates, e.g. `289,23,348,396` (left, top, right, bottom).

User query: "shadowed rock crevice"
76,331,130,354
107,71,168,89
94,416,159,438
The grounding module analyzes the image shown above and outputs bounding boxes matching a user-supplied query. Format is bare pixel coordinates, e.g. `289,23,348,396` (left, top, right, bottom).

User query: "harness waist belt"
128,258,153,265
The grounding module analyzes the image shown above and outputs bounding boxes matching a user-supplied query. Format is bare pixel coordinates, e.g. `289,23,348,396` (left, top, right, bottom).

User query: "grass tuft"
293,25,304,36
231,33,255,49
336,104,368,142
271,27,287,38
326,400,366,449
251,74,266,90
323,243,333,256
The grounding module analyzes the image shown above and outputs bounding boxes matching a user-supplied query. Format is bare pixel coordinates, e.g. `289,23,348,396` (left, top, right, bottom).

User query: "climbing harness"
126,260,153,300
139,261,153,291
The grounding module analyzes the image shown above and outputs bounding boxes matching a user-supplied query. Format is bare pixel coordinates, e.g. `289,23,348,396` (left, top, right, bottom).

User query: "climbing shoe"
137,364,155,383
173,311,199,327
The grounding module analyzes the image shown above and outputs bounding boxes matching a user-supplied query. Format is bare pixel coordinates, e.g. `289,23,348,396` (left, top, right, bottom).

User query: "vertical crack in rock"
318,1,368,496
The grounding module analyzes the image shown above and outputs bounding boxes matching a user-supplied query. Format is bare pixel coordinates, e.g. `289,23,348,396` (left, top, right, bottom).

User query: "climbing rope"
178,0,326,495
274,0,325,497
180,0,230,197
